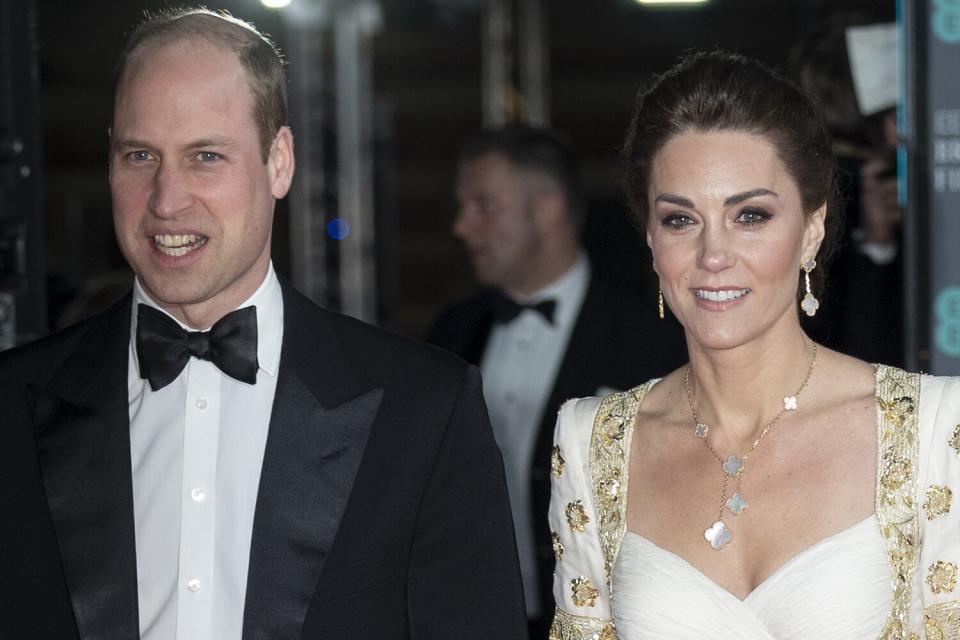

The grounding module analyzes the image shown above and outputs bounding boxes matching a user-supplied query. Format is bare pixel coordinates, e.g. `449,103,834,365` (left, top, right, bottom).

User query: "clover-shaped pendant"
723,455,743,477
783,395,798,411
726,492,748,515
694,423,709,438
801,292,819,317
704,520,732,550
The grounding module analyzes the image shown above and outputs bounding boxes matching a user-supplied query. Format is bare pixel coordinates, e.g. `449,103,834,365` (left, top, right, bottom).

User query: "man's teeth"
153,234,207,257
695,289,749,302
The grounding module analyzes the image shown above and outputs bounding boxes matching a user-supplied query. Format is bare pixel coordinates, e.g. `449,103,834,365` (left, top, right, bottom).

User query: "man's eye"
197,151,222,162
127,150,152,162
737,208,772,226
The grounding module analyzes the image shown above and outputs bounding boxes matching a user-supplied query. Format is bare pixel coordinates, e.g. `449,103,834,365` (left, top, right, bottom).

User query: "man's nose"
452,206,475,239
148,162,193,219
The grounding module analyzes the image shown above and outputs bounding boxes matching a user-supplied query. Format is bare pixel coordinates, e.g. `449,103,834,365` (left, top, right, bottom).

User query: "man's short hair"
113,7,287,162
460,125,585,225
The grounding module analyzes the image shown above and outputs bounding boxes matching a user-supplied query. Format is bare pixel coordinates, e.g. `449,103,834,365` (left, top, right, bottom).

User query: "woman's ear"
802,203,827,262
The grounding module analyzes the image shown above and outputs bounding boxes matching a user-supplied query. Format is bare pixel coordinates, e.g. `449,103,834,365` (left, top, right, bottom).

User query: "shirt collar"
511,251,590,329
130,262,284,378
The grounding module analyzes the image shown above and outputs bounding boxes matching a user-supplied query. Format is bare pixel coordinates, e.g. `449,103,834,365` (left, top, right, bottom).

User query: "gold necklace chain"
683,340,817,550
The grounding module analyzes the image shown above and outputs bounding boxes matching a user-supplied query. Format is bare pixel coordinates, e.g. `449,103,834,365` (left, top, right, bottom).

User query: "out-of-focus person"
428,125,684,637
549,51,960,639
793,16,905,366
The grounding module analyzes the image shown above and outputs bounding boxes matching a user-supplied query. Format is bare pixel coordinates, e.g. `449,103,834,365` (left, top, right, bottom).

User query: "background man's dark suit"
428,273,684,612
0,281,527,639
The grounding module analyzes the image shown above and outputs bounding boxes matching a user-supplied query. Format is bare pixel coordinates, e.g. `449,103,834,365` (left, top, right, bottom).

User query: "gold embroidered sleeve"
589,384,653,593
924,600,960,639
550,608,617,640
874,365,921,639
911,373,960,637
548,397,613,619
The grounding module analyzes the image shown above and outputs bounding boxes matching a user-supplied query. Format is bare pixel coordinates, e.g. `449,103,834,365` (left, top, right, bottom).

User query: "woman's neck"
684,321,815,446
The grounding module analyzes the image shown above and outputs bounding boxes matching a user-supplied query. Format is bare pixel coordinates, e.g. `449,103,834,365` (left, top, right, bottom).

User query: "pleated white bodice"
611,515,890,639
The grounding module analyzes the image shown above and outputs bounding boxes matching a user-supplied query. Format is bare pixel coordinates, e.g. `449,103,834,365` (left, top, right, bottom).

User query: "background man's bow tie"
493,296,556,325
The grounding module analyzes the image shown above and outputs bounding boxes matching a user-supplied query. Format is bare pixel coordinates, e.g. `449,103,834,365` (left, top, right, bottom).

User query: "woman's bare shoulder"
812,345,877,401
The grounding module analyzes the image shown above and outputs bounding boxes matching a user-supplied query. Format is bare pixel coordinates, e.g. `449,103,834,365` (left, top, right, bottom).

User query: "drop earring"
800,259,819,317
658,284,665,320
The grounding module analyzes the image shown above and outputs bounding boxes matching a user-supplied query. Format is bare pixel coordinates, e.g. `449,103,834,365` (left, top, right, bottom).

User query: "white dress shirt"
480,253,590,617
129,264,283,640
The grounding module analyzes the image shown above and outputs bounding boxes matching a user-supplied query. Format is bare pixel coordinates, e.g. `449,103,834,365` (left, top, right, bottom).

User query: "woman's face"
646,130,824,351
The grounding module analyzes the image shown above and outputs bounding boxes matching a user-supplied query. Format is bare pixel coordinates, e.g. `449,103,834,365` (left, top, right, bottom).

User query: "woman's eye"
737,208,772,226
662,213,695,229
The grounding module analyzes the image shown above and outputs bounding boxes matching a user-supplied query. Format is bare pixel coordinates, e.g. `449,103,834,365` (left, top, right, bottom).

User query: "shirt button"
187,578,202,592
190,487,206,502
195,397,208,410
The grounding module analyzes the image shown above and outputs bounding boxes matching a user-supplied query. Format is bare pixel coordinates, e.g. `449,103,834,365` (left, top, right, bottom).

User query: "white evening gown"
611,515,891,639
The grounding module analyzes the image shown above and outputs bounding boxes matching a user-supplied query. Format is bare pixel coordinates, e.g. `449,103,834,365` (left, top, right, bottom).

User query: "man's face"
110,39,293,328
452,152,543,293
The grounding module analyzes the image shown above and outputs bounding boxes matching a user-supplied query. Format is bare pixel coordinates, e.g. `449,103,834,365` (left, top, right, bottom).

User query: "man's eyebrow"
186,137,238,149
723,188,780,206
653,193,695,208
111,137,239,150
111,138,153,151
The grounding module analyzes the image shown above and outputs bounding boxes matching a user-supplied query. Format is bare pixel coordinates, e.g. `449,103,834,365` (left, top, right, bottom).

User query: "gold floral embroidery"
950,425,960,459
875,366,921,639
552,531,565,565
880,454,911,491
566,500,590,533
549,608,616,640
925,485,953,520
570,576,600,607
589,384,652,592
927,561,959,595
877,395,915,428
924,600,960,640
552,446,566,478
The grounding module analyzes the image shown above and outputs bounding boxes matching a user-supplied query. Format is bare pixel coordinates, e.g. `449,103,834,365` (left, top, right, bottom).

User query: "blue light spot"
327,218,350,240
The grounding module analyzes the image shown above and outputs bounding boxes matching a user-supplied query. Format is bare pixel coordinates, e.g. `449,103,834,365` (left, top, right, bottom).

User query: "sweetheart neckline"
621,513,879,603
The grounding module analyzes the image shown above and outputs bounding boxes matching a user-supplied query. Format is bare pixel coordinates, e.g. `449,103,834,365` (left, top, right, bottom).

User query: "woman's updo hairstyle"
622,50,842,299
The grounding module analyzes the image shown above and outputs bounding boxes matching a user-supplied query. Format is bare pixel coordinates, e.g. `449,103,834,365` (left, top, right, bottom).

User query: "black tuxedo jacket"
427,274,685,610
0,281,527,639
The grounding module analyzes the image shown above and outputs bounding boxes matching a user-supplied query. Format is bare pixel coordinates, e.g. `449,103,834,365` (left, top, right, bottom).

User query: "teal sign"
934,0,960,42
934,286,960,357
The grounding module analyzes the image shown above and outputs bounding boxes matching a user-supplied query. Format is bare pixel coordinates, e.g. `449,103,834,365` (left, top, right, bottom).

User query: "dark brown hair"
460,124,585,228
622,50,842,298
113,7,287,162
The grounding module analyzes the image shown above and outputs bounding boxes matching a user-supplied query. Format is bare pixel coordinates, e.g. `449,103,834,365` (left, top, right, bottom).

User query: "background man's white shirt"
480,253,589,617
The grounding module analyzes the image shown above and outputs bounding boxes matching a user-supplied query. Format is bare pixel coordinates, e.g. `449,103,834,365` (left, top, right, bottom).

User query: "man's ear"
532,189,566,229
268,126,295,199
802,203,827,263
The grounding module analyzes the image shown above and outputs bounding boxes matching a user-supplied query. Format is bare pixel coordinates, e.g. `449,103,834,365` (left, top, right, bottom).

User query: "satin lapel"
242,284,383,640
29,296,139,640
462,299,496,365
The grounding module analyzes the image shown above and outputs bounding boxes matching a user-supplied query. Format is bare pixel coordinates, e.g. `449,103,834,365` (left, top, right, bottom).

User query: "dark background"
31,0,894,337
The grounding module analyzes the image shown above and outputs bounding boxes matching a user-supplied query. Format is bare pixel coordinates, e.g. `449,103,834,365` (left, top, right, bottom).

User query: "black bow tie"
136,304,259,391
493,296,556,325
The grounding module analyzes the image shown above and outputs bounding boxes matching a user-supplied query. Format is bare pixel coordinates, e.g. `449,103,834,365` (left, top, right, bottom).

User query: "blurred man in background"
429,125,684,636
